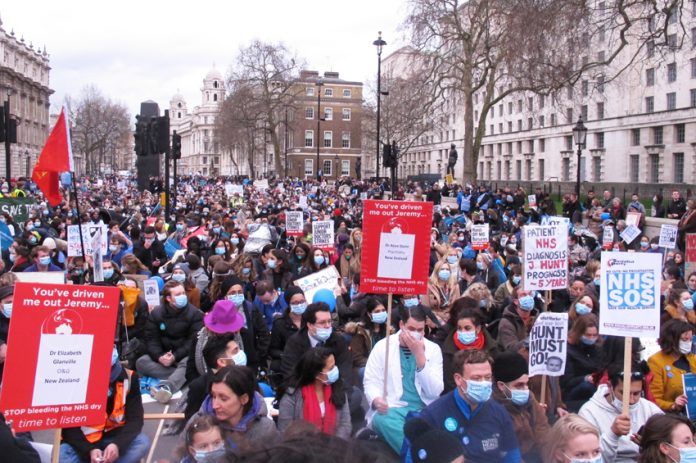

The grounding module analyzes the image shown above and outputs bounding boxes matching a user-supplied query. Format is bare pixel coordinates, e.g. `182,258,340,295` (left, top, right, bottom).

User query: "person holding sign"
648,319,696,413
578,365,662,463
562,315,602,412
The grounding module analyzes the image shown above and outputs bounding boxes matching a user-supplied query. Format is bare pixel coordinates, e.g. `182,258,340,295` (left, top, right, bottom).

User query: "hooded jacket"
578,384,662,463
497,304,534,353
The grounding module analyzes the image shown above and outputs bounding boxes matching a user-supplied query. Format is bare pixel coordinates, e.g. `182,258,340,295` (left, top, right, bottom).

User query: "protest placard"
253,179,269,190
441,196,459,210
683,374,696,419
626,212,642,228
360,200,433,295
599,252,661,338
294,266,341,305
685,234,696,280
143,279,160,307
360,192,368,200
0,197,36,224
541,216,570,229
0,283,120,431
471,224,490,250
299,196,308,209
529,312,568,377
659,224,678,249
528,194,537,210
312,220,335,251
67,224,108,257
602,227,615,250
285,211,304,237
523,225,568,291
91,228,103,282
620,225,641,245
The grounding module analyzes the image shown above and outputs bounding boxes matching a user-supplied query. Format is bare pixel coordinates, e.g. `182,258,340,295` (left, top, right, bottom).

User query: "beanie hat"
220,276,245,298
492,351,528,383
405,418,463,463
284,285,305,305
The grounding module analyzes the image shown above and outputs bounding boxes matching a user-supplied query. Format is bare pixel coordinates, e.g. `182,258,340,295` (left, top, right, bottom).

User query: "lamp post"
315,78,324,181
572,116,588,199
24,150,29,178
373,31,386,179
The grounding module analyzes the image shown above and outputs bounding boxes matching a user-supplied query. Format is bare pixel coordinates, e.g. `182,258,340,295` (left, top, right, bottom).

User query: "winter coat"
497,305,534,353
648,350,696,411
492,387,550,463
277,386,352,439
560,342,601,394
144,303,204,362
269,314,300,376
442,328,498,392
280,329,353,388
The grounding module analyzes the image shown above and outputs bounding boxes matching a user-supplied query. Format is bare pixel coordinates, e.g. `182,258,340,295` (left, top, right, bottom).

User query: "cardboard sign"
143,279,160,307
620,225,641,245
599,252,661,338
626,212,641,228
529,312,568,377
0,197,36,224
523,225,569,291
528,195,537,210
0,283,120,431
312,220,335,251
685,234,696,280
253,179,269,190
541,216,570,229
360,200,434,295
441,196,459,210
602,227,615,250
659,224,678,249
471,224,490,250
285,211,304,237
92,228,103,282
293,266,341,305
683,374,696,419
67,224,108,257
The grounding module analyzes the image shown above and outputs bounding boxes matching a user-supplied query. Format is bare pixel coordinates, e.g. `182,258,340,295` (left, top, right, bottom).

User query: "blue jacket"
253,296,288,331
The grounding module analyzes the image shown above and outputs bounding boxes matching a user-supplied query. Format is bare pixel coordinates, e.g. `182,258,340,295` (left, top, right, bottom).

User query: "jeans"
135,355,189,393
59,432,150,463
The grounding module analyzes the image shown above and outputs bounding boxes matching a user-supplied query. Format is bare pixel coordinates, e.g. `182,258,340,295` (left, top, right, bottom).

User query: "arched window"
213,94,218,102
213,81,219,89
177,102,182,108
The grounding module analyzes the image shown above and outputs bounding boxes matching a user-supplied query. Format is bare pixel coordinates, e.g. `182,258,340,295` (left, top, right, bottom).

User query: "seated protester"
186,366,279,451
304,247,329,277
179,415,227,463
261,249,294,293
211,238,234,264
220,277,270,373
185,331,246,422
120,253,151,277
336,273,370,324
344,297,391,386
253,280,287,332
578,365,663,463
442,306,499,393
269,287,305,382
637,414,696,463
0,412,40,463
22,245,62,272
549,277,586,314
61,346,150,463
648,319,696,413
186,254,210,295
475,252,500,292
0,285,13,382
281,302,353,390
404,417,465,463
8,241,32,273
232,254,258,302
542,414,601,463
562,314,602,412
493,264,522,308
288,242,311,278
106,233,132,267
423,259,460,325
363,305,443,454
457,258,478,294
136,280,204,403
462,282,500,327
492,352,550,463
662,287,696,326
253,244,275,281
497,287,537,353
171,264,201,309
133,226,167,274
335,244,359,284
278,347,352,439
568,293,599,325
412,349,520,462
117,279,149,368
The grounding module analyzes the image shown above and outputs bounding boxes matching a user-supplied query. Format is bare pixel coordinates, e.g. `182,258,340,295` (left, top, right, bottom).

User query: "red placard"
0,283,120,431
360,200,433,295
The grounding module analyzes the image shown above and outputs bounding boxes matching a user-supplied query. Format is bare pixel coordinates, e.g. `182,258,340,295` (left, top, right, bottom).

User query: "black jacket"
269,314,300,375
280,329,353,387
133,239,167,273
0,414,39,463
561,342,601,393
144,303,204,362
238,301,271,371
185,371,213,421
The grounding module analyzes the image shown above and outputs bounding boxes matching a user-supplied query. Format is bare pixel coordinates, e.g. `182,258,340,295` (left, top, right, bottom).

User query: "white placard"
360,192,368,200
529,312,568,377
599,252,661,338
285,211,304,236
377,232,415,280
253,179,269,190
293,266,341,305
67,224,108,257
659,224,678,249
523,225,569,291
441,196,459,210
143,280,161,307
542,216,570,229
528,194,537,210
312,220,334,249
299,196,308,209
471,224,490,250
32,334,93,406
620,225,641,245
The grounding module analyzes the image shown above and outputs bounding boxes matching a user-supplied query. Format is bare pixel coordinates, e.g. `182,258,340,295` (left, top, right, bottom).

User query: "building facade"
0,16,52,179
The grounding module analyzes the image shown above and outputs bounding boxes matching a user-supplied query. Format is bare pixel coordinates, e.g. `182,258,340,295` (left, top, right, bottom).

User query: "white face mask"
680,339,692,355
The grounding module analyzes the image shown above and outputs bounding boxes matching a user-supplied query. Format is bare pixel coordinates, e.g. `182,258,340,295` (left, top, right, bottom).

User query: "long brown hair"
568,313,599,346
638,414,694,463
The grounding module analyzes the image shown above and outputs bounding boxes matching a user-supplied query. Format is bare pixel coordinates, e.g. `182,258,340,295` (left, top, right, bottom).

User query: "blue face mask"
403,297,418,308
227,294,245,307
371,311,388,324
215,247,226,255
174,294,188,309
519,295,535,311
447,255,458,265
241,267,251,275
194,447,226,462
290,303,307,315
314,255,325,266
666,445,696,463
323,366,339,385
103,268,114,280
507,386,530,406
581,336,597,345
172,273,186,283
232,350,247,367
512,275,522,285
267,259,277,269
457,330,477,345
684,298,695,311
464,380,492,403
111,348,119,366
593,277,601,287
176,223,185,232
314,326,332,342
39,256,52,266
212,227,221,234
479,299,488,308
438,270,451,281
575,302,592,315
476,261,485,270
231,238,240,245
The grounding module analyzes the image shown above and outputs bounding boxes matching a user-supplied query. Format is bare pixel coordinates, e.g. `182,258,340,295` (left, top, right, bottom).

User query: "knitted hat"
220,276,245,298
405,418,463,463
0,285,14,300
284,285,305,305
492,351,528,383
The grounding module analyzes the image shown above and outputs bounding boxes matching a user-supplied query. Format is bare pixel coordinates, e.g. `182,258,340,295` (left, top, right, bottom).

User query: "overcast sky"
2,0,407,120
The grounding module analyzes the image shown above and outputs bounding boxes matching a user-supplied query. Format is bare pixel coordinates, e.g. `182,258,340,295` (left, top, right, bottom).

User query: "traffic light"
134,115,148,156
391,140,399,167
382,142,393,169
172,131,182,159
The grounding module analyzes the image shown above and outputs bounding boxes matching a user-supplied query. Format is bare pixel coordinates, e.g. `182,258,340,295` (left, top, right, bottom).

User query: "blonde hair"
462,282,491,306
429,259,457,287
543,414,600,463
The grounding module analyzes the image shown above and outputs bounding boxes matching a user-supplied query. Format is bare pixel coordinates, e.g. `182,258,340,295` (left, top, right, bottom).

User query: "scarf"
301,383,337,435
453,330,485,351
203,391,262,433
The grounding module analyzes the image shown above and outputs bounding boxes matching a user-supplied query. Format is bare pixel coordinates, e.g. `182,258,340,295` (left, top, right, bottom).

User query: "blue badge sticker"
668,373,674,379
417,449,427,460
159,322,166,331
444,417,458,432
462,436,470,445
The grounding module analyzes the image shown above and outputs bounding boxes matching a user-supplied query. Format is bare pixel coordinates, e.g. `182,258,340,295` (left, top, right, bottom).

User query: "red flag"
32,107,74,206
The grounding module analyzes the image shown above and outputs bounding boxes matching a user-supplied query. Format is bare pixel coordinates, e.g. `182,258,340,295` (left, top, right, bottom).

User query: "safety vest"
81,369,133,443
11,189,25,198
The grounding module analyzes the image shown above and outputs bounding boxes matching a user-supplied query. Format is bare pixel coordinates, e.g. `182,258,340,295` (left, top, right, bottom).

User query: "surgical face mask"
464,380,492,403
109,244,119,252
227,294,245,307
323,365,339,385
231,237,240,245
371,311,388,324
2,303,12,318
640,241,649,249
172,273,186,283
650,243,658,250
39,256,52,266
684,298,695,311
512,275,522,285
506,386,530,406
581,336,597,346
241,267,251,275
562,453,603,463
665,443,696,463
267,259,277,269
403,297,418,308
479,299,488,308
34,221,41,228
103,268,114,280
212,227,221,234
26,223,34,231
174,294,188,309
290,303,307,315
176,223,185,232
407,330,423,341
476,261,485,270
314,326,332,342
231,350,247,367
447,255,458,265
214,247,226,255
679,339,692,355
457,330,477,345
519,295,535,311
8,253,15,263
575,302,592,315
593,277,601,287
29,236,37,245
438,269,451,281
314,255,325,266
194,447,226,462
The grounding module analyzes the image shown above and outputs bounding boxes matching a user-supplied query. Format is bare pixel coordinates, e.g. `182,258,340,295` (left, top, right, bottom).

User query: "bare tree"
68,85,131,175
405,0,686,182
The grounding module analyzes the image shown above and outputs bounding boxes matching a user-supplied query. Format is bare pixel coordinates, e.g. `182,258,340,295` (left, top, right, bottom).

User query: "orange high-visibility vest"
81,369,133,443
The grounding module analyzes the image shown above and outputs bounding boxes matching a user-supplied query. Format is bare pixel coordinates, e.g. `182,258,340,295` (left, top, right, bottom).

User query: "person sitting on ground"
178,415,227,463
542,414,601,463
637,414,696,463
22,245,62,272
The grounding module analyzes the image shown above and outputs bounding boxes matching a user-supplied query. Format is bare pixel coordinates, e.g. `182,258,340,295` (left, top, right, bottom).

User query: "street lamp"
572,116,588,198
373,31,386,179
24,150,30,178
315,78,324,181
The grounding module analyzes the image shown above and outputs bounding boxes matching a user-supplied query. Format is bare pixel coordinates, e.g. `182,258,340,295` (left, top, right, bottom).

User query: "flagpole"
70,172,87,272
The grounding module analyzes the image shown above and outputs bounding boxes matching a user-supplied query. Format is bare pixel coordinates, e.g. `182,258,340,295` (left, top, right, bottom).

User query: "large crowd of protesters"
2,173,696,463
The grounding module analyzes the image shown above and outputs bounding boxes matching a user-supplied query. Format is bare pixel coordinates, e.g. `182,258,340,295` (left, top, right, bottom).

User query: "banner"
523,225,568,291
441,196,458,210
0,283,120,431
471,224,490,250
253,179,269,190
299,196,308,209
360,200,433,295
312,220,335,251
599,252,661,338
529,312,568,377
294,266,341,305
659,224,678,249
683,374,696,419
285,211,304,237
685,234,696,280
67,224,108,257
0,197,36,224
